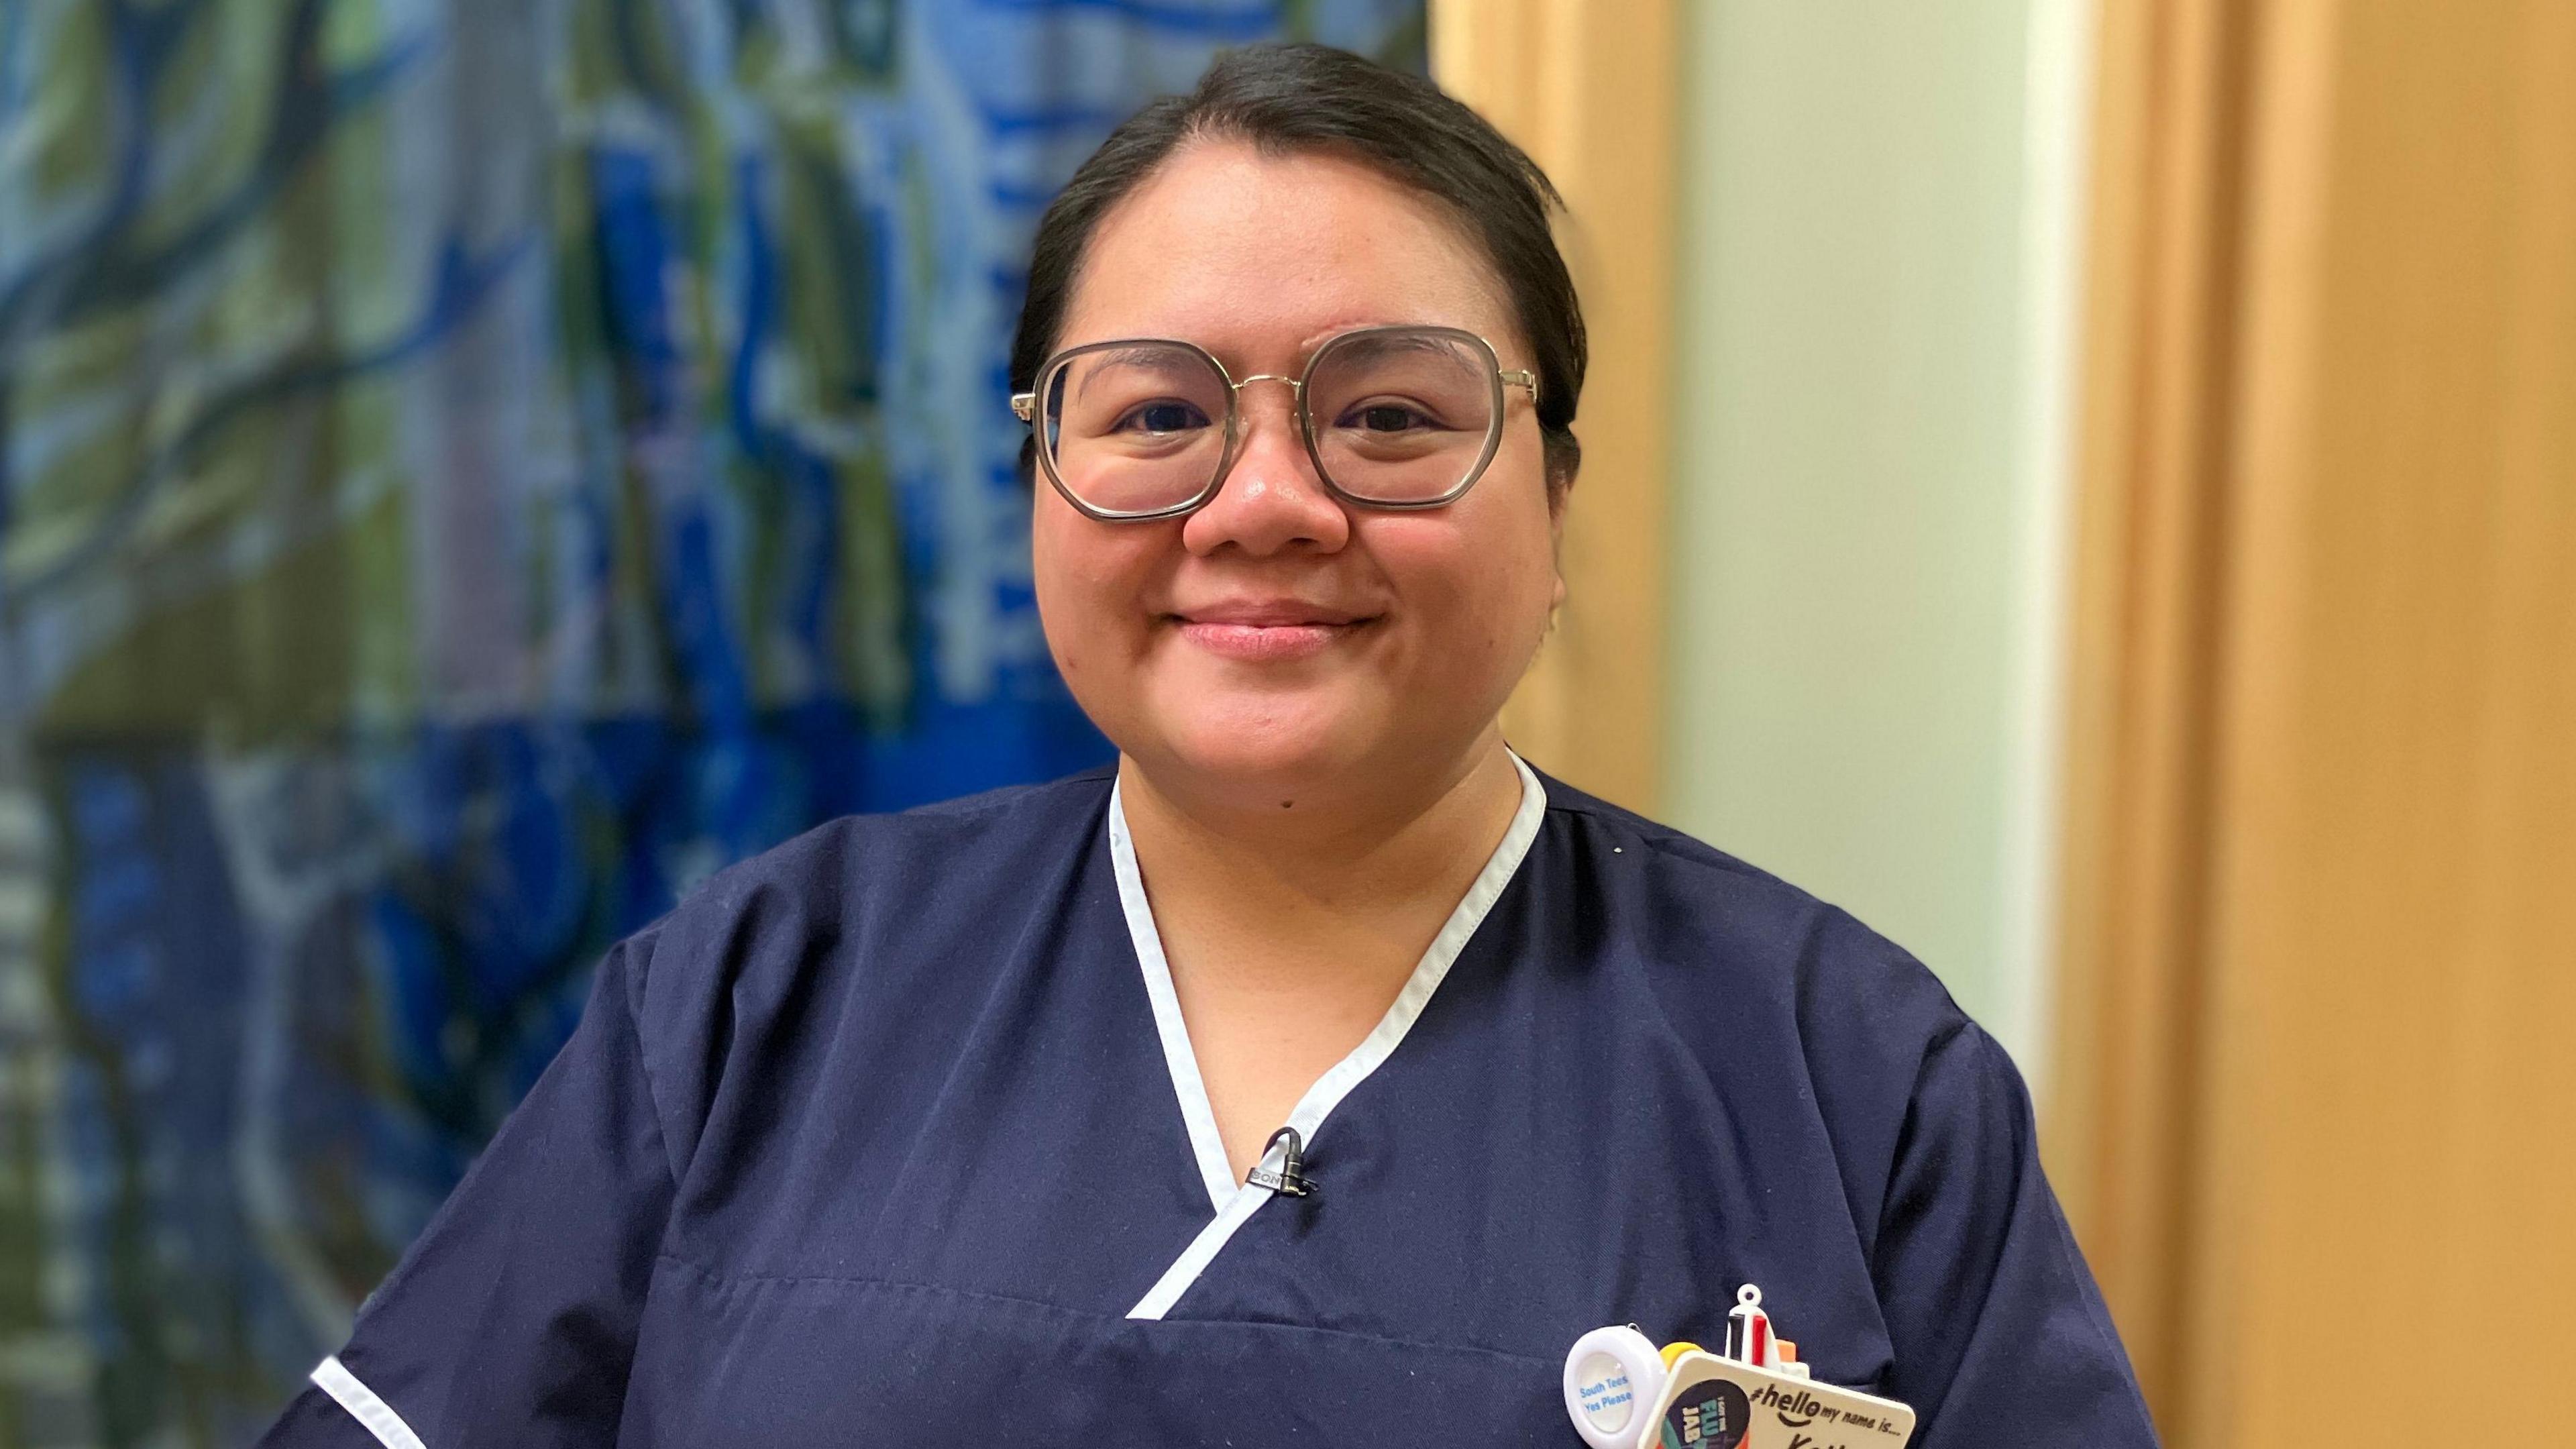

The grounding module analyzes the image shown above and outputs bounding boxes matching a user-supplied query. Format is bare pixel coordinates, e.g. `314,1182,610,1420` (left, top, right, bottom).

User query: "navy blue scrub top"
260,759,2158,1448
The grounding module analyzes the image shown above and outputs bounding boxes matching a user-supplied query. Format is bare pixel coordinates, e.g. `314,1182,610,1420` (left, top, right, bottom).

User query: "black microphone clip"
1247,1126,1318,1197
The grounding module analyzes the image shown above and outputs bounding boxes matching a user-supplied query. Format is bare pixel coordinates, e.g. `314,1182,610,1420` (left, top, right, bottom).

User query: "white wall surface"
1662,1,2094,1077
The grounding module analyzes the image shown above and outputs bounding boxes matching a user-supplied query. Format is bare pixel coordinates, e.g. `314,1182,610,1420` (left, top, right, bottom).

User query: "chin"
1141,694,1385,803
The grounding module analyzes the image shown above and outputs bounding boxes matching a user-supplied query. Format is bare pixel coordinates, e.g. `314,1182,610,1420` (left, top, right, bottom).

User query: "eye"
1340,401,1443,433
1116,400,1212,434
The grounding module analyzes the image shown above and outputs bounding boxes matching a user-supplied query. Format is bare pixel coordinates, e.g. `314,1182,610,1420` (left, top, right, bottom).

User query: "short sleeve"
257,936,678,1448
1872,1021,2161,1448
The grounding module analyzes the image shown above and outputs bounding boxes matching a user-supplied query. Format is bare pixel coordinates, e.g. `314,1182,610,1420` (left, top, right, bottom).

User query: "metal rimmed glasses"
1011,324,1540,522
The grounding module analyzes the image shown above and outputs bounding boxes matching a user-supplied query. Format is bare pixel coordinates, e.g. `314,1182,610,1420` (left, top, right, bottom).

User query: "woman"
262,44,2156,1448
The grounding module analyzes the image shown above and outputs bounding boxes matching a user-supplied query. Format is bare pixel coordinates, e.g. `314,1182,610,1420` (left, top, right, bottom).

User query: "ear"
1546,474,1572,610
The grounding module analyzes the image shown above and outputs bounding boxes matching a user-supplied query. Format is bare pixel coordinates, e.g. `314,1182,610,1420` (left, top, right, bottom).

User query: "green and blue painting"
0,2,1424,1442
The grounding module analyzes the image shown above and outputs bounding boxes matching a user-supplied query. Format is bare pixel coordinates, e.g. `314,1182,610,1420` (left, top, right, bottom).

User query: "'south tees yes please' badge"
1563,1285,1918,1449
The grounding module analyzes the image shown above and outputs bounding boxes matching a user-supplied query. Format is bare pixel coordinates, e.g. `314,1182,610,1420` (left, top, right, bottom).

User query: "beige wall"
1663,1,2094,1068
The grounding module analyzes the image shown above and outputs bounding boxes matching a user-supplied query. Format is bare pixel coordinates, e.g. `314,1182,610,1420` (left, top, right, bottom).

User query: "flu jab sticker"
1660,1381,1750,1449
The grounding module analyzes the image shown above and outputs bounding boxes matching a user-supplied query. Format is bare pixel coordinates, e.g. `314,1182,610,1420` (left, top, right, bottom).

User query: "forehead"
1056,140,1522,365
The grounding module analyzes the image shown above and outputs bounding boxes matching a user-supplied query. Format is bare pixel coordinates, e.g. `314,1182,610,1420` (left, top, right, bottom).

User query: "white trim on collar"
1108,786,1240,1212
311,1355,429,1449
1108,751,1548,1320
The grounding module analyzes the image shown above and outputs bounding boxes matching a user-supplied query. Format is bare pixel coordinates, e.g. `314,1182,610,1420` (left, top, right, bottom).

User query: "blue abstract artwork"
0,2,1424,1442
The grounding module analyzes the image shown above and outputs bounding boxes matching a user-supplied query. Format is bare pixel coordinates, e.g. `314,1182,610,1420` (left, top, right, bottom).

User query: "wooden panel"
2055,2,2576,1444
1430,0,1677,812
2046,1,2251,1419
2212,3,2576,1442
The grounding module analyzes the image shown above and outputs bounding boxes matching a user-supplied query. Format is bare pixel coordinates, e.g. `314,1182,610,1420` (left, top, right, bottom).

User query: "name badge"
1564,1285,1917,1449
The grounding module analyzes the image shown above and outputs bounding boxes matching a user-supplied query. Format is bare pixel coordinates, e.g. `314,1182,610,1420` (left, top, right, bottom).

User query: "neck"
1116,732,1525,920
1116,733,1529,1182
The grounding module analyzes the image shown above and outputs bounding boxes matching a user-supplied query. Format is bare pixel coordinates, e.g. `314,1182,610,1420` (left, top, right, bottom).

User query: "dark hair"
1009,42,1586,498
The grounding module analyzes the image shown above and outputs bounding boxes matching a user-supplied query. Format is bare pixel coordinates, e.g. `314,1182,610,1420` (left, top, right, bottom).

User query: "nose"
1179,378,1352,557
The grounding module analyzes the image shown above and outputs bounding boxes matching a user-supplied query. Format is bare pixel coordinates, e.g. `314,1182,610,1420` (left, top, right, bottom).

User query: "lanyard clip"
1247,1126,1317,1197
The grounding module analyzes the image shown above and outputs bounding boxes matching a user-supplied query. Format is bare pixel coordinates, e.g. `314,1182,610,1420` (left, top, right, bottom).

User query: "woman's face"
1032,140,1563,809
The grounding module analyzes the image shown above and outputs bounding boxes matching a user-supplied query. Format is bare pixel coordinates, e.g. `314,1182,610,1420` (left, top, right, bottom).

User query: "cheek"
1032,502,1105,676
1366,503,1558,661
1032,498,1166,675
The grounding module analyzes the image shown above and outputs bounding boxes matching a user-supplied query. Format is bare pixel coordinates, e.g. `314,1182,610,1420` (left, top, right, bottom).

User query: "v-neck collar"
1106,752,1548,1319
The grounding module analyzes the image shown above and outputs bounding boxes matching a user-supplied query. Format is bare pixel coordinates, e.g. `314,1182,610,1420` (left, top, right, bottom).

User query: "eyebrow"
1071,345,1210,405
1312,330,1465,369
1293,321,1405,355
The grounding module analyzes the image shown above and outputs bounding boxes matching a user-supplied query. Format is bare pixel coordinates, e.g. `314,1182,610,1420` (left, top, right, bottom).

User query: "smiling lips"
1171,602,1375,661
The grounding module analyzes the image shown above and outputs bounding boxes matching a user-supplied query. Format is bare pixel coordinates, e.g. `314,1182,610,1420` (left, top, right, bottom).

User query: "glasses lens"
1304,330,1498,504
1042,343,1230,515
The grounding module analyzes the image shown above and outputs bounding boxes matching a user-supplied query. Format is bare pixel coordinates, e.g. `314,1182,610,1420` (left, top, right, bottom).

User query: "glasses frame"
1010,324,1541,523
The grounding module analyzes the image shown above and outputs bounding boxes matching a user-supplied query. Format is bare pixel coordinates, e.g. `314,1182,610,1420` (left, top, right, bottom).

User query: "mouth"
1166,604,1378,662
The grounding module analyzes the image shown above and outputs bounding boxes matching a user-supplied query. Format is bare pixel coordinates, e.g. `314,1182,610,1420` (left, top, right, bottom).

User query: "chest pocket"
624,1258,1575,1446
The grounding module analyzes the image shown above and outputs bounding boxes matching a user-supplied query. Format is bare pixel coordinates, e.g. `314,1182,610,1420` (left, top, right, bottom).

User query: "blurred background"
0,1,2566,1446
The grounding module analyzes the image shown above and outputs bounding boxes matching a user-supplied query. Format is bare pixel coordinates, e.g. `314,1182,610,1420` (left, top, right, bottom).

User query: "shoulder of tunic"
591,767,1118,1157
1528,767,1965,1034
1525,767,1991,1230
